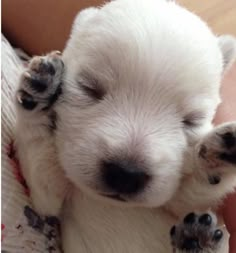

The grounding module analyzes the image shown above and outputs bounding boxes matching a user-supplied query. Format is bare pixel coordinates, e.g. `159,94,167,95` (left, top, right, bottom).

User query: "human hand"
214,62,236,253
222,193,236,253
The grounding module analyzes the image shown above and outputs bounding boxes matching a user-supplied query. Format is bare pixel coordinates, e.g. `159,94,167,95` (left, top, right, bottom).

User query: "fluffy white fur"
15,0,236,252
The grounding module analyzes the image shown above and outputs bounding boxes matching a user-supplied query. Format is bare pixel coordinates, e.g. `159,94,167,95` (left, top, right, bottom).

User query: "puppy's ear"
218,35,236,72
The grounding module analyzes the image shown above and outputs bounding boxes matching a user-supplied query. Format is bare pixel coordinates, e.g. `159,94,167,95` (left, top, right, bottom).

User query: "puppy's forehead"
64,0,223,99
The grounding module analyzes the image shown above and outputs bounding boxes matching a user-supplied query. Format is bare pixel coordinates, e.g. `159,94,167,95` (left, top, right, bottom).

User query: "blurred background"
179,0,236,36
2,0,236,55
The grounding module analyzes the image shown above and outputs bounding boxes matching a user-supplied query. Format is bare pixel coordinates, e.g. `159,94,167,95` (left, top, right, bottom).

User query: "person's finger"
213,62,236,124
222,192,236,233
229,233,236,253
213,62,236,252
222,193,236,253
222,192,236,252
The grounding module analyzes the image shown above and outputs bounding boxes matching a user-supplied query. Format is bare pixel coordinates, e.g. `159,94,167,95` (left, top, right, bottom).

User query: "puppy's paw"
170,212,223,253
196,122,236,184
16,51,64,111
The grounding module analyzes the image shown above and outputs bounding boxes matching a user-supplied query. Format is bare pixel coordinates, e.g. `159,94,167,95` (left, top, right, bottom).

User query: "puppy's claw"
23,71,31,79
54,51,61,55
16,92,23,104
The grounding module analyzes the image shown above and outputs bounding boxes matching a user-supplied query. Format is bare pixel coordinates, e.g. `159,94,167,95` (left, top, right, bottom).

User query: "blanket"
1,35,61,253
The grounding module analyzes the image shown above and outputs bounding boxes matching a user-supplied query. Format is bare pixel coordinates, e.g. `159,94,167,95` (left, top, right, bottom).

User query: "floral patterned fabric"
1,35,61,253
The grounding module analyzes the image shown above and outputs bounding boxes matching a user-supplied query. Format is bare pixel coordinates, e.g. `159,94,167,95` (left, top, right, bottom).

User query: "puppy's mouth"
101,193,127,202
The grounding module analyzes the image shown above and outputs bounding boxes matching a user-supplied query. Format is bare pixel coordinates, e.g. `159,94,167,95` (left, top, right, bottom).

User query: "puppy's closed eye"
183,111,205,128
80,84,105,100
78,73,105,101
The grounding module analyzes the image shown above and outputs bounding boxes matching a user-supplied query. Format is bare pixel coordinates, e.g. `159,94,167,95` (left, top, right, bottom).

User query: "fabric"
1,35,61,253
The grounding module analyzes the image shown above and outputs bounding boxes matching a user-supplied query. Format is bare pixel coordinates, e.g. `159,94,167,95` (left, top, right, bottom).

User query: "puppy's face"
56,1,235,207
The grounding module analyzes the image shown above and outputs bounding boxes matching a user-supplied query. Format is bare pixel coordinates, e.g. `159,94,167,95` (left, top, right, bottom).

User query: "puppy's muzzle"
101,159,150,195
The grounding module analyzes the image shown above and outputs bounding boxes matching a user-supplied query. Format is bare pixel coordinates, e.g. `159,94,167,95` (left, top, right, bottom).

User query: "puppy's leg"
168,122,236,215
196,122,236,181
170,212,226,253
15,52,69,216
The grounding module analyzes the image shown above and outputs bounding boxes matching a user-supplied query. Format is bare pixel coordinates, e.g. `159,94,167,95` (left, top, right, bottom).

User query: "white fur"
15,0,236,252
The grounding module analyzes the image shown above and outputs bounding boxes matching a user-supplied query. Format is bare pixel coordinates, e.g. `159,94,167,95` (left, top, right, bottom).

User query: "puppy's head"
57,0,236,206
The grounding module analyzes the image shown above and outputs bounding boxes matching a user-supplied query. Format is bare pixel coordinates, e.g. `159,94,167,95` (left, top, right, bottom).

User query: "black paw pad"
219,152,236,165
170,213,223,252
45,216,60,226
41,61,56,76
184,213,196,224
182,238,200,251
208,175,221,185
30,78,48,93
18,90,38,110
170,226,176,237
222,132,236,149
199,214,212,226
213,229,223,242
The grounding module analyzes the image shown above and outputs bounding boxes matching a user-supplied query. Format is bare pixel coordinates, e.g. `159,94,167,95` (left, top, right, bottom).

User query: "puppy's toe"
17,52,64,111
170,212,223,252
196,122,236,184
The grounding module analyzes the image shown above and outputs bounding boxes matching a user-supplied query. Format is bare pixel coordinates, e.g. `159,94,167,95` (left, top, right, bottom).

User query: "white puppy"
15,0,236,252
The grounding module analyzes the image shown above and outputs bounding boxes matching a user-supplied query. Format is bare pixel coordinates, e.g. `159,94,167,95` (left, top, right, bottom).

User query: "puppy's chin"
97,193,174,208
89,193,153,208
76,184,172,208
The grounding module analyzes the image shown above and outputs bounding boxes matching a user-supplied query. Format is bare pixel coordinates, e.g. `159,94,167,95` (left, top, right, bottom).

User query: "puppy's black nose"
101,160,150,194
